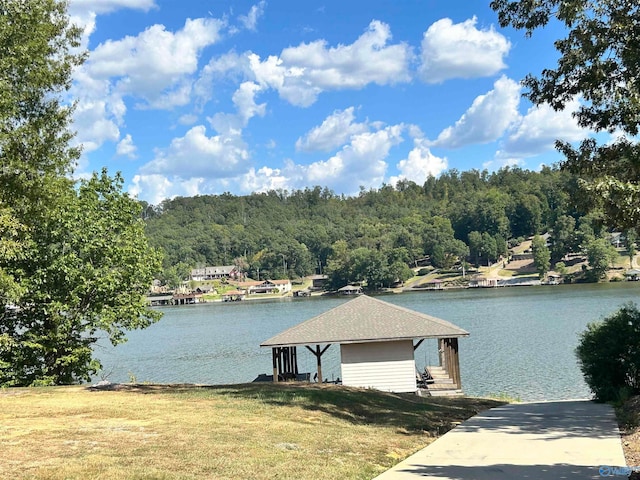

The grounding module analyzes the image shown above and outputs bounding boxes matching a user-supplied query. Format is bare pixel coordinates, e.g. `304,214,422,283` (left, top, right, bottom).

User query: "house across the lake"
235,279,292,295
625,269,640,281
190,265,241,281
260,295,469,395
338,284,362,295
309,274,328,290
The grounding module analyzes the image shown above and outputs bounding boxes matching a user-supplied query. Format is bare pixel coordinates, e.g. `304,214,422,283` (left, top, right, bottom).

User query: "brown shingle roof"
261,295,468,347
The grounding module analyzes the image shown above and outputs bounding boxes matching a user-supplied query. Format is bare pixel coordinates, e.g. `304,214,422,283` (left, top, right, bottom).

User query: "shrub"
575,303,640,401
417,268,431,276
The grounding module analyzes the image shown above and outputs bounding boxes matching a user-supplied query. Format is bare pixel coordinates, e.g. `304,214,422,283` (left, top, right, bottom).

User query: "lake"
94,282,640,401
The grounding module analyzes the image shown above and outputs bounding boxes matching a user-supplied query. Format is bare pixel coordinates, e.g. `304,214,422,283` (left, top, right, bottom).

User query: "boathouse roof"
261,295,468,348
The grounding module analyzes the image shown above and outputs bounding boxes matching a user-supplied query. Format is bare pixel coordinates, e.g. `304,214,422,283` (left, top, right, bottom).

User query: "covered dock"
260,295,469,394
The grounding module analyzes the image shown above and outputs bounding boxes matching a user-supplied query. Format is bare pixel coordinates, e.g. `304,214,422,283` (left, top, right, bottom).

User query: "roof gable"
261,295,468,347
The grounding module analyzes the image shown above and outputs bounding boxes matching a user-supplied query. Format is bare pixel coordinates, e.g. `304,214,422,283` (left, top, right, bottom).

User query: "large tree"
491,0,640,228
531,235,551,279
0,1,161,386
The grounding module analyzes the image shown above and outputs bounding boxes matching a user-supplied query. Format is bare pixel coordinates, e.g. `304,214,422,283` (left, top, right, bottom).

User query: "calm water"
94,282,640,401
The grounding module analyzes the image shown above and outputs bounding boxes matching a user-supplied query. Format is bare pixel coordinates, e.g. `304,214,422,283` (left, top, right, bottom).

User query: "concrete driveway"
374,400,626,479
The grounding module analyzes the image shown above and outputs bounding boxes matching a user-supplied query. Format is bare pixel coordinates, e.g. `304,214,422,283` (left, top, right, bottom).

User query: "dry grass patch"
0,383,502,480
617,396,640,479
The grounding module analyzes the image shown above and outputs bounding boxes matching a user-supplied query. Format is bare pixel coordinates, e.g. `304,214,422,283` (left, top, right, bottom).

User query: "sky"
65,0,596,205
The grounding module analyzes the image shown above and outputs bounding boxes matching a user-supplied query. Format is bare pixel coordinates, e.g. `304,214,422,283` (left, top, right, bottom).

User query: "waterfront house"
195,285,216,294
625,269,640,281
222,290,246,301
424,279,444,290
190,265,240,281
236,279,292,295
338,284,362,295
309,274,328,290
261,295,469,394
468,275,500,288
172,292,203,305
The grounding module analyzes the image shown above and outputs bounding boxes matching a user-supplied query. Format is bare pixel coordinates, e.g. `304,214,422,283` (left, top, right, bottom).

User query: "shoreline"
152,277,640,309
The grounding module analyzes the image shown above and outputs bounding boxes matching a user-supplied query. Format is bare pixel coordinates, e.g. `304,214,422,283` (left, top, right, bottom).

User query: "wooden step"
427,382,457,390
427,389,464,397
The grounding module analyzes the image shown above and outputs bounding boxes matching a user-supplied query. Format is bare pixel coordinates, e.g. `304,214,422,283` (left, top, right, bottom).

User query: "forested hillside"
144,166,613,288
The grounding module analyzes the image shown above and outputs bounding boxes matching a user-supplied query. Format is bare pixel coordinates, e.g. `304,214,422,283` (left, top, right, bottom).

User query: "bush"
576,303,640,401
417,268,431,276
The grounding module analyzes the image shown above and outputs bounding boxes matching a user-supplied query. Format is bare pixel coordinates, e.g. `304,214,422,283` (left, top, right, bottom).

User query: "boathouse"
260,295,469,394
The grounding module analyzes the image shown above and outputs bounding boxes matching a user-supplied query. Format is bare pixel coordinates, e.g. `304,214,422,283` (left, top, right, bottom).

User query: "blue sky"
66,0,594,204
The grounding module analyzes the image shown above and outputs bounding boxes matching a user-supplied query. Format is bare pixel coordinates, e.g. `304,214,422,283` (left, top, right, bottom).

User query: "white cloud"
482,157,525,171
68,0,157,50
430,76,521,148
132,123,404,201
389,138,447,186
129,174,207,204
498,98,590,159
86,18,224,108
193,52,251,108
129,174,175,204
207,81,266,135
232,81,266,125
140,125,250,178
249,20,412,106
116,134,138,158
72,15,226,160
229,126,404,195
419,17,510,83
178,114,198,125
295,107,368,152
302,125,404,192
238,1,266,31
239,166,290,193
69,0,156,14
73,99,120,153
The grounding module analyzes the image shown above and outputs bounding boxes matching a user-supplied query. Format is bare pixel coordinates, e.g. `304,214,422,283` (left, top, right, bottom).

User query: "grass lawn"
1,383,502,480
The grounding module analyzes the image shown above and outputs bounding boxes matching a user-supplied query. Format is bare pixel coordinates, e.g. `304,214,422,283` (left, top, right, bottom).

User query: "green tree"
554,261,567,276
0,2,161,386
531,235,551,279
468,232,498,267
626,230,638,268
387,261,414,286
576,304,640,401
2,172,162,386
351,248,386,289
549,215,576,263
585,237,618,280
325,240,353,290
491,0,640,228
0,208,25,306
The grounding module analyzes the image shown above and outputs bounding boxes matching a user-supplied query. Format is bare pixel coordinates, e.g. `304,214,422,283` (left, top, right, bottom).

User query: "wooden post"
438,338,445,368
305,344,331,383
444,338,453,378
450,337,461,389
283,346,290,375
315,345,323,383
272,348,278,383
292,347,299,375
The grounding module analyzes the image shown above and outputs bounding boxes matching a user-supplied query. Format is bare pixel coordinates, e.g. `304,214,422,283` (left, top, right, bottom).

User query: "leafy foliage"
585,237,619,280
0,1,161,386
576,304,640,401
531,235,551,279
491,0,640,228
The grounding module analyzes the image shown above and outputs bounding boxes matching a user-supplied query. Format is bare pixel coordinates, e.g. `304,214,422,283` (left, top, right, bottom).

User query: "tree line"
144,166,626,288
